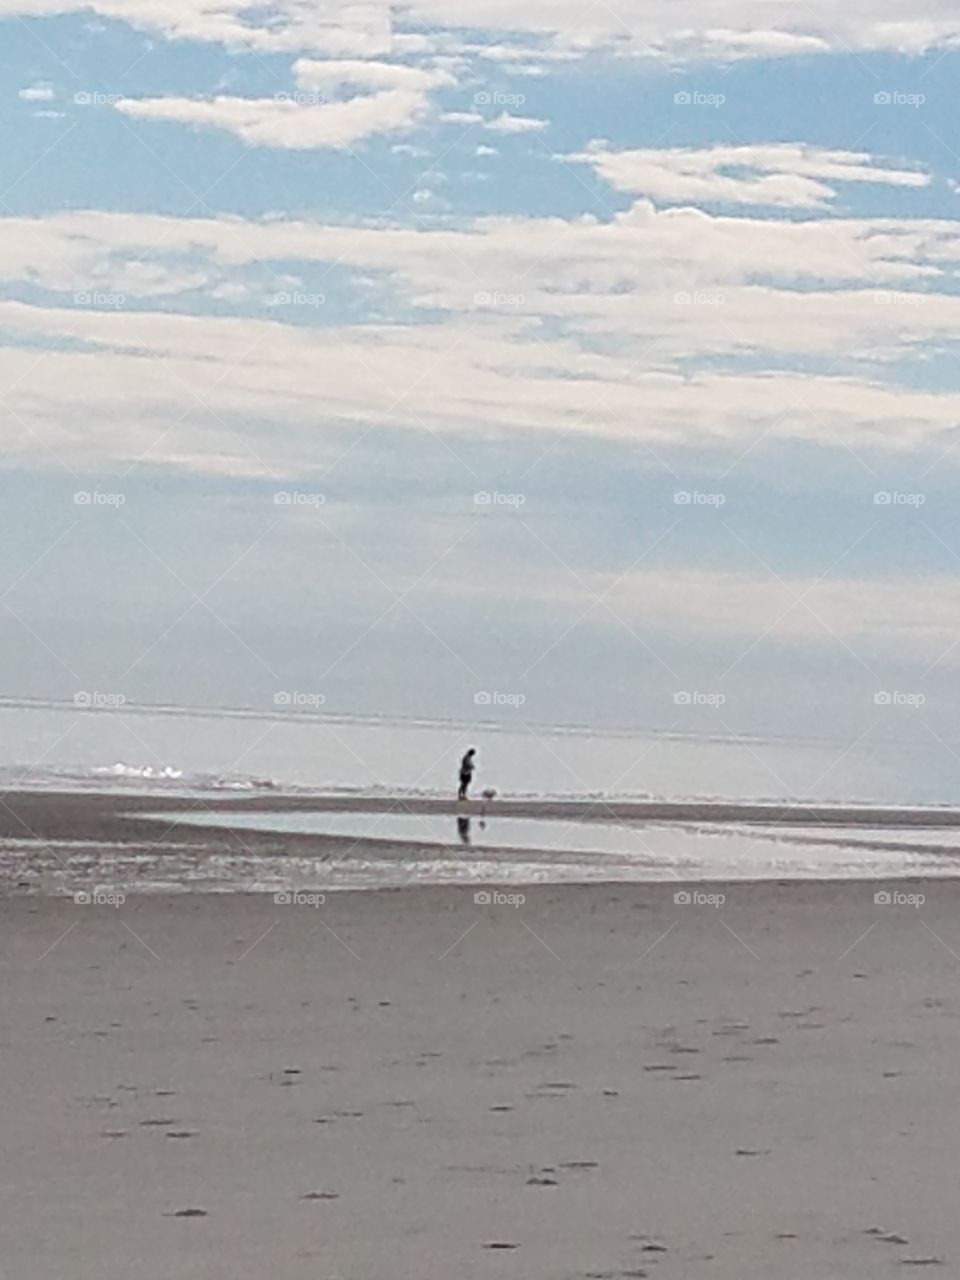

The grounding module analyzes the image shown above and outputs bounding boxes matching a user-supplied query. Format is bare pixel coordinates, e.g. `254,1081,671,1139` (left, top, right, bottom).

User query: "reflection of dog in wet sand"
479,787,497,827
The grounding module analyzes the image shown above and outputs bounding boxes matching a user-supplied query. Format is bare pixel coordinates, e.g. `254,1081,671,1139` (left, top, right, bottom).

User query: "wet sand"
4,878,960,1278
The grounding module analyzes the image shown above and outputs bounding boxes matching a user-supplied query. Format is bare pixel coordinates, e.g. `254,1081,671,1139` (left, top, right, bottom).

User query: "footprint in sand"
865,1229,911,1245
164,1209,208,1218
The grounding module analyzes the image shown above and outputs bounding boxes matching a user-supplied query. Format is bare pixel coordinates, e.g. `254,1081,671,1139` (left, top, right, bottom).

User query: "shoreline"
3,787,960,846
2,789,959,898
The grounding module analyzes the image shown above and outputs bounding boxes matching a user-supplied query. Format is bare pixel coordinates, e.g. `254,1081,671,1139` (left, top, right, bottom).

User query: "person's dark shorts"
459,772,472,788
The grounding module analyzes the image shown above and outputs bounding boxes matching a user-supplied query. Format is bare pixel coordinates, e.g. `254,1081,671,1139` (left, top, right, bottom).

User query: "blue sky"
2,0,960,750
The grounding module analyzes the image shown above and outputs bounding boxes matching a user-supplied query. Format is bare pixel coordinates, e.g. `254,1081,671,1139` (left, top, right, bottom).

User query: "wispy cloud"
569,143,931,209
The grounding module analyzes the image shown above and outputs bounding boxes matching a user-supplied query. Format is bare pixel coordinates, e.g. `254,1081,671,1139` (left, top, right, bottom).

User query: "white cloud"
484,110,547,134
570,143,930,209
18,83,55,101
2,0,958,61
1,187,960,476
292,57,447,95
114,60,454,149
0,293,957,480
440,110,547,134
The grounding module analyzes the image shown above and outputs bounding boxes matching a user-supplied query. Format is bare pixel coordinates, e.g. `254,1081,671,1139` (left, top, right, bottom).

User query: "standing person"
458,747,477,801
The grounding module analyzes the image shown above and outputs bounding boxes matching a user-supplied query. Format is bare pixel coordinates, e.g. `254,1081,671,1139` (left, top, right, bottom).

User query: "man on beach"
458,748,477,801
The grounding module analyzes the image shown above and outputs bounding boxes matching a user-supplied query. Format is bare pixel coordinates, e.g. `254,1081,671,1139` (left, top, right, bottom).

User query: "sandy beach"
4,872,960,1278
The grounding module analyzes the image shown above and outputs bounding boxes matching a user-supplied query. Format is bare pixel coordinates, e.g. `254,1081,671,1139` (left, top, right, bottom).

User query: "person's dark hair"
467,747,476,754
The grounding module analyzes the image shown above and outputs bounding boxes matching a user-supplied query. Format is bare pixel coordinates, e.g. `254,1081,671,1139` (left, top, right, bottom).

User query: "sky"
2,0,960,756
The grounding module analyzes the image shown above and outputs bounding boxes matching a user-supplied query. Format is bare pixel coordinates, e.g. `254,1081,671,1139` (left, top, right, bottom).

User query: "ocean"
0,698,955,808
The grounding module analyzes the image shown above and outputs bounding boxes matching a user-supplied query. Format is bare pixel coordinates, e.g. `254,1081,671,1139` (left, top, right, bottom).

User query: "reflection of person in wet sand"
457,815,471,845
457,748,476,801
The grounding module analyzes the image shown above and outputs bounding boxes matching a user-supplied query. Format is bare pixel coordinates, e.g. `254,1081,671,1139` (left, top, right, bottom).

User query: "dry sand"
3,877,959,1277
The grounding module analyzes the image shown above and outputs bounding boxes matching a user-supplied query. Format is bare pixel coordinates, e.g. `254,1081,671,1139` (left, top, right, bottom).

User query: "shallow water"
132,809,960,887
